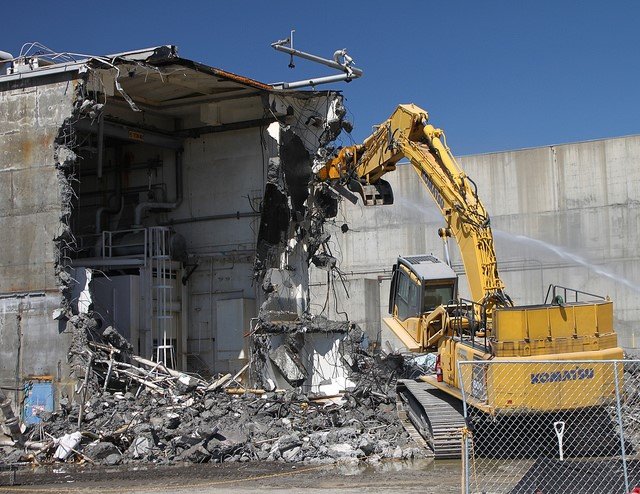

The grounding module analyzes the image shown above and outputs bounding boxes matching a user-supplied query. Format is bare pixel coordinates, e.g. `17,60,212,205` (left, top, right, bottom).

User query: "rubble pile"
0,323,425,468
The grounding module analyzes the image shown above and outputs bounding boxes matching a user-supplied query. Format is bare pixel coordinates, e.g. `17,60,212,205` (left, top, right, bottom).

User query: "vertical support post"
77,352,93,428
180,270,189,371
96,112,104,179
613,360,629,492
457,360,471,494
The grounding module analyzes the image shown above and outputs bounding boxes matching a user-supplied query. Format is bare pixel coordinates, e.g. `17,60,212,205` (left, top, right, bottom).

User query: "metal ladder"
149,227,176,368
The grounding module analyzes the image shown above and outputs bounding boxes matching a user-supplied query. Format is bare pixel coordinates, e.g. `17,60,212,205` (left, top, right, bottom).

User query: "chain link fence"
458,359,640,494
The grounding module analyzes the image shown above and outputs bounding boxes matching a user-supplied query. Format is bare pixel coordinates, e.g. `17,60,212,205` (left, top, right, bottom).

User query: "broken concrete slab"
83,441,120,460
269,345,307,385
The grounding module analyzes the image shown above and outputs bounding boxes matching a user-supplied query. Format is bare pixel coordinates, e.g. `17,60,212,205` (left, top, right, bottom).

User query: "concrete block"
0,211,60,293
36,82,76,127
0,89,36,130
0,170,13,212
10,166,61,213
0,126,59,171
269,345,307,385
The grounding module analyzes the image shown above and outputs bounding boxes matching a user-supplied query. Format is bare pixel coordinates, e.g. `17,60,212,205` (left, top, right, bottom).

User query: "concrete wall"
309,278,381,345
310,136,640,352
172,125,267,374
0,80,74,293
0,79,76,410
0,294,73,410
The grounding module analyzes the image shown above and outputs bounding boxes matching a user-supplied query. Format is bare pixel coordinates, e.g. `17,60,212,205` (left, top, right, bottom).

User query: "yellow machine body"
317,103,623,416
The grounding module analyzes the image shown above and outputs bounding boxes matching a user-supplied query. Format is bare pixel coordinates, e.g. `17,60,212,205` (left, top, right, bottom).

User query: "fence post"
613,360,629,492
457,361,470,494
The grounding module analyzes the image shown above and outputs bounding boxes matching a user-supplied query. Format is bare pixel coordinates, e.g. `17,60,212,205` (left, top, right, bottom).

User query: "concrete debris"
269,345,308,385
54,432,82,460
250,93,364,398
0,389,24,446
0,318,426,468
256,313,352,333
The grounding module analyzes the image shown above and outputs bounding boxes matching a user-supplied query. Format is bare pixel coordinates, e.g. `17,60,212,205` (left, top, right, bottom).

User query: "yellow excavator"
317,104,623,458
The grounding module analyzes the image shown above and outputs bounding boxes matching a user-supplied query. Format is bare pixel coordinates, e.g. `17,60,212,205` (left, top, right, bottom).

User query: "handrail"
544,284,606,304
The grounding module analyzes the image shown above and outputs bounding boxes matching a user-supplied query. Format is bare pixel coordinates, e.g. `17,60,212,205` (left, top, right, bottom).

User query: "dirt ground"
0,459,463,494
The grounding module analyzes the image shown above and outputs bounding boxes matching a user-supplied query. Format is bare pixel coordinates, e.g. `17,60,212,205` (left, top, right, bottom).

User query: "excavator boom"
318,104,508,306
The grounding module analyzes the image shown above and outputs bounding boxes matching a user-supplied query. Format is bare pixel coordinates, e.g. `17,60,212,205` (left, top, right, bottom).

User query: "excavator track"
396,379,466,459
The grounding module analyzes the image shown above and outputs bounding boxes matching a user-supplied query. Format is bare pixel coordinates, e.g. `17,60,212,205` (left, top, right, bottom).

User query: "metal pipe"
74,118,183,150
96,112,104,179
95,198,124,234
271,43,363,77
75,159,164,178
613,360,630,491
163,211,260,226
77,183,166,197
134,150,183,226
457,360,471,494
179,116,280,139
95,145,123,234
273,73,358,90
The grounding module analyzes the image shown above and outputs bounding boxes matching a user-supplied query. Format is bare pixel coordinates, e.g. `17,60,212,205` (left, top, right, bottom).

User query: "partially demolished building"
5,41,638,432
0,45,355,418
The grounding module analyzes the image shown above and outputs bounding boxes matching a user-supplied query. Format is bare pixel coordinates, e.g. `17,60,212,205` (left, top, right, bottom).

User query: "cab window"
423,282,454,311
396,272,421,321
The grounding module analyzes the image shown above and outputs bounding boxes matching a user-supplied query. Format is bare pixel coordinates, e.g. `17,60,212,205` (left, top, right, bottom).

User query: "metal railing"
101,227,148,262
544,283,607,304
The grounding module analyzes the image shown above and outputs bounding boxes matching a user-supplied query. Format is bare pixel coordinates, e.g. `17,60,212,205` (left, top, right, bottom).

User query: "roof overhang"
0,44,327,105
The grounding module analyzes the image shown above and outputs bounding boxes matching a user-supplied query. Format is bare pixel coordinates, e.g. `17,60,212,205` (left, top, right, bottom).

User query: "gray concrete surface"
0,79,76,409
0,80,73,293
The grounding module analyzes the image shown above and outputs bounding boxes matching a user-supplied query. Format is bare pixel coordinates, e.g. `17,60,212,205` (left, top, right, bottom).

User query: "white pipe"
273,73,357,90
271,43,363,77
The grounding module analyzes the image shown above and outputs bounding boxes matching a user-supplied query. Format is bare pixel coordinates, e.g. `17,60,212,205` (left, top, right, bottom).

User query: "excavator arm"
317,103,510,308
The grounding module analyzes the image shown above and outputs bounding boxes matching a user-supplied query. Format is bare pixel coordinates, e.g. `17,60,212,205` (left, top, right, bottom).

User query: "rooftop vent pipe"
0,51,14,74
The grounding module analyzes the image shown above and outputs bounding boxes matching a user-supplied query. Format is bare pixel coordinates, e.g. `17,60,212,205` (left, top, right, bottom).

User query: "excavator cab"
389,255,457,319
385,255,459,352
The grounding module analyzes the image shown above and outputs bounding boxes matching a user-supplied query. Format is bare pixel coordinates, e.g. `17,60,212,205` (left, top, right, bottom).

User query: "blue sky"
2,1,639,155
